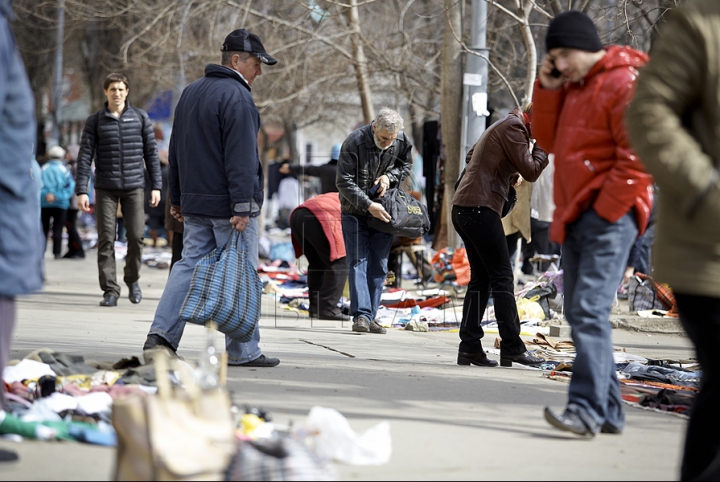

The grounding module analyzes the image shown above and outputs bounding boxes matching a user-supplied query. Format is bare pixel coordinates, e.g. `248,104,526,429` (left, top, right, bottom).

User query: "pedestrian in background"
144,28,280,367
0,0,44,463
533,10,654,437
62,144,85,259
336,107,413,335
40,146,75,260
290,192,347,321
626,1,720,478
75,73,163,307
280,143,342,195
452,105,548,368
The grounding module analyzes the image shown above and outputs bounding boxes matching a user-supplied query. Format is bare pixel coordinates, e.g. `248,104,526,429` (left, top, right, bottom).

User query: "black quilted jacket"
75,102,162,194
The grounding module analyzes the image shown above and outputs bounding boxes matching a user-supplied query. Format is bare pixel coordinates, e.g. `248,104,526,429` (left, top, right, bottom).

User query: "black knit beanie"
546,10,603,53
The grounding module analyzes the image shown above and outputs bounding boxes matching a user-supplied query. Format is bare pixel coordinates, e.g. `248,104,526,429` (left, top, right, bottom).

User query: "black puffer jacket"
75,102,162,195
336,123,413,217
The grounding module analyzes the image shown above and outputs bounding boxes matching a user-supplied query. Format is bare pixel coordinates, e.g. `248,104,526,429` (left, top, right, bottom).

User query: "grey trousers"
0,296,16,411
95,188,146,297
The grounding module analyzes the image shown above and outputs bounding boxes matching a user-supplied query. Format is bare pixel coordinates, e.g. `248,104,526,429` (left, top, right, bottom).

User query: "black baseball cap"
221,29,277,65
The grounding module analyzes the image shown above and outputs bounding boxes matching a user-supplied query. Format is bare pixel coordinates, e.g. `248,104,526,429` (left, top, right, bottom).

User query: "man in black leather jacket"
75,73,162,307
336,107,413,334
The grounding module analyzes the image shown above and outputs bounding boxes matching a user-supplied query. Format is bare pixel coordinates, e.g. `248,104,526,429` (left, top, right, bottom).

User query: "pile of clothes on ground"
535,334,698,418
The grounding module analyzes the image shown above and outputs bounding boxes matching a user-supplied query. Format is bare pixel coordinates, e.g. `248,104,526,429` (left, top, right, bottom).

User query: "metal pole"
50,0,65,146
460,0,489,176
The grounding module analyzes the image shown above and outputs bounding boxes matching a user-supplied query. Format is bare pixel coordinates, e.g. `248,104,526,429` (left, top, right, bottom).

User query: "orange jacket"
532,45,654,243
290,192,346,262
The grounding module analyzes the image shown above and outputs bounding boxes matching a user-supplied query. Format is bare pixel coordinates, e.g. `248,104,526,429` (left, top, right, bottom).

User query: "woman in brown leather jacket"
452,104,549,367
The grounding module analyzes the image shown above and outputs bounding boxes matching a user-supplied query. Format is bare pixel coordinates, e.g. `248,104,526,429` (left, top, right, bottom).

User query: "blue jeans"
341,213,394,322
562,208,637,433
149,215,262,364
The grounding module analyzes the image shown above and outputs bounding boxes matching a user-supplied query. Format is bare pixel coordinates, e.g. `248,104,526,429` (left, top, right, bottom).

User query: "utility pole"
460,0,489,186
50,0,65,146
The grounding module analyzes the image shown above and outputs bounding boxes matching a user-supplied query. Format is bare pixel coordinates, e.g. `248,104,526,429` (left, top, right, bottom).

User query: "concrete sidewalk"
0,248,694,480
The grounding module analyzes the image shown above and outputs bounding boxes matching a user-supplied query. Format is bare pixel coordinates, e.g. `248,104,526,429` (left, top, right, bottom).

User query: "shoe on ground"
544,407,594,438
99,294,118,307
128,282,142,304
352,317,370,333
600,423,622,434
311,311,347,321
457,351,498,367
369,320,387,334
53,253,62,259
228,355,280,367
143,334,176,353
63,251,85,259
500,350,544,367
0,449,19,462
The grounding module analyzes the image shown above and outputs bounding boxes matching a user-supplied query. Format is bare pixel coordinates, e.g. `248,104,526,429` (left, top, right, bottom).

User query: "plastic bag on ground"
294,406,391,466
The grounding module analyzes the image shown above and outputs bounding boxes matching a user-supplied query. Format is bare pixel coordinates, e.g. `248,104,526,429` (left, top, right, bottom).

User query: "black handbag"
367,187,431,238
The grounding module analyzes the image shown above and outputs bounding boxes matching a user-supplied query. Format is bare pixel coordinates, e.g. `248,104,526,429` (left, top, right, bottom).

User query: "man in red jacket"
532,11,654,437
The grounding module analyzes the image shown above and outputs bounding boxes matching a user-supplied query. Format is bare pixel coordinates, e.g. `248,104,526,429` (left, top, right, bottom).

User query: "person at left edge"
0,0,45,463
75,73,162,307
143,28,280,368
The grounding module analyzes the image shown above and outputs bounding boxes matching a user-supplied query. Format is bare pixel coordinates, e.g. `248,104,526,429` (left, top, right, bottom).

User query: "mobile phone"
369,183,381,198
549,59,561,78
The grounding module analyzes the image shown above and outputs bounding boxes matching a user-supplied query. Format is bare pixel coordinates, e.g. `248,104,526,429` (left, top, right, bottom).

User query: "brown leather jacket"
452,108,548,215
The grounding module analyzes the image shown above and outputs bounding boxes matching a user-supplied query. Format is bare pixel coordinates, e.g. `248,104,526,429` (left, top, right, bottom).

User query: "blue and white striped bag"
180,231,262,342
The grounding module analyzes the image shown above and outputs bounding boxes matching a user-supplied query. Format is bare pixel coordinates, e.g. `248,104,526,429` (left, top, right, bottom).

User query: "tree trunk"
439,0,463,250
520,1,537,107
347,0,375,124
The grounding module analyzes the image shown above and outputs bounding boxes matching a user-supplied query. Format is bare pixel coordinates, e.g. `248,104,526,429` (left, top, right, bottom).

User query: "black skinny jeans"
675,293,720,481
451,205,526,356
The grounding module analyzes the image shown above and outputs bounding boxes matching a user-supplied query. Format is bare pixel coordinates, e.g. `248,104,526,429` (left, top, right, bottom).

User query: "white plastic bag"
295,406,391,466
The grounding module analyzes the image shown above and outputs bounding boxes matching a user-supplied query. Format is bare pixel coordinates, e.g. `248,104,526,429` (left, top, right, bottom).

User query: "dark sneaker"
229,355,280,367
352,317,370,333
369,320,387,334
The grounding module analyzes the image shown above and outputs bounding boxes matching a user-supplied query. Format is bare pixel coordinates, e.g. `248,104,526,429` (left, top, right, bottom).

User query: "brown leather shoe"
457,351,498,367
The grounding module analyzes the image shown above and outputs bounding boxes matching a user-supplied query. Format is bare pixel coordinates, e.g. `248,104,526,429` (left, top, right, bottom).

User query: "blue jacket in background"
41,160,75,209
0,0,44,297
168,64,264,218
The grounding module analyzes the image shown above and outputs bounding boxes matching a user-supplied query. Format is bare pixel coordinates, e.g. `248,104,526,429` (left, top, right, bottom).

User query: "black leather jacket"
336,122,413,217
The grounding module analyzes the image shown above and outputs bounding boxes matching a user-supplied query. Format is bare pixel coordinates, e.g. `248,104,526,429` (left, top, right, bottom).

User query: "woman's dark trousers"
451,205,526,356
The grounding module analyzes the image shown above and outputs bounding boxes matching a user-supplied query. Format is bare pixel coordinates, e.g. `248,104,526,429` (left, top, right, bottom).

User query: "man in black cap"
531,11,654,437
144,29,280,367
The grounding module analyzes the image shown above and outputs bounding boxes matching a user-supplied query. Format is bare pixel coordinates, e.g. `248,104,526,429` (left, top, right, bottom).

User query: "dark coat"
75,102,162,194
168,64,264,218
336,123,413,217
288,160,338,194
453,108,548,216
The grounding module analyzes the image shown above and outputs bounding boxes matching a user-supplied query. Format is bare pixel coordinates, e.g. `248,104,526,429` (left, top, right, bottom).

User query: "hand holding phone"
540,56,564,89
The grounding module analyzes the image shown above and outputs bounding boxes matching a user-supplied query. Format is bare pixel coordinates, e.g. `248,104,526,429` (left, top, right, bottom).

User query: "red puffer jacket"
532,45,654,244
